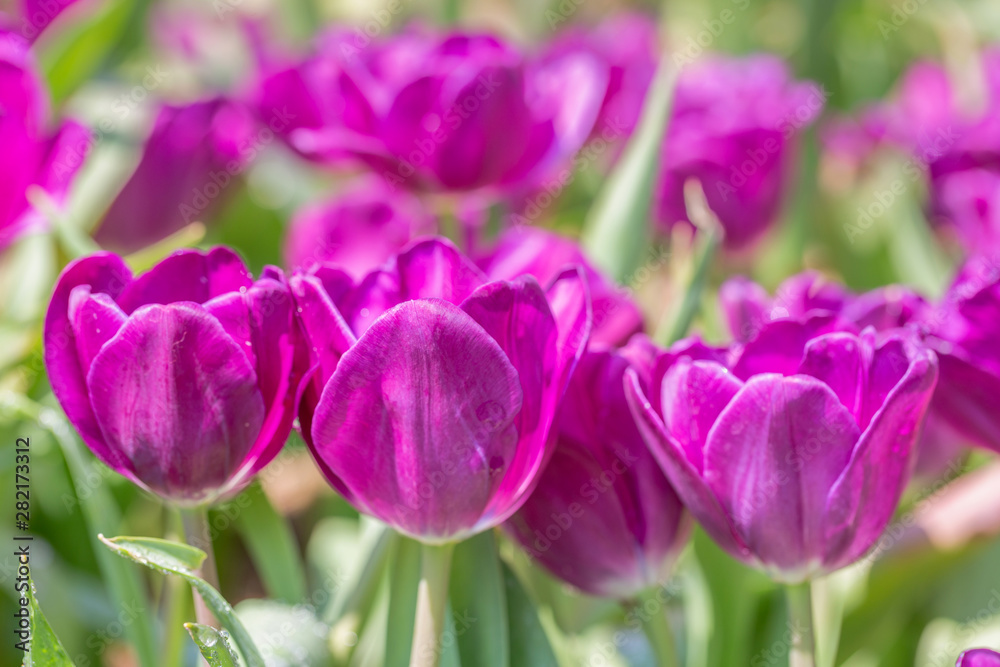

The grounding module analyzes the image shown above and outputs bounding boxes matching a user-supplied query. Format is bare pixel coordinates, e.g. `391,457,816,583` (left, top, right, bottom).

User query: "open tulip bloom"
44,247,308,505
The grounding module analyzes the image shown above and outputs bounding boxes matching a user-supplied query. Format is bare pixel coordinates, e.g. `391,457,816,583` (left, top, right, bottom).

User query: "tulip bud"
44,247,308,505
957,649,1000,667
291,237,592,543
626,324,938,582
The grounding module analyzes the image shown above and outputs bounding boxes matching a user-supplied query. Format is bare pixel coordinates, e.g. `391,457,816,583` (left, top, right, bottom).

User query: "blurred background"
1,0,1000,665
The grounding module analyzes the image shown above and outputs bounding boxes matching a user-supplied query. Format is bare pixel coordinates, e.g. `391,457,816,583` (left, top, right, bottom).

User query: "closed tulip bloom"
256,26,606,192
479,227,643,347
0,27,89,251
657,55,823,249
958,649,1000,666
283,177,433,279
924,255,1000,452
44,247,308,504
94,98,257,254
291,238,591,542
507,336,687,598
625,324,938,582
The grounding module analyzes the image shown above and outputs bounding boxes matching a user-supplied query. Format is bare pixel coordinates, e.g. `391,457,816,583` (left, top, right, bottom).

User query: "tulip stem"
786,582,816,667
181,506,220,628
636,587,681,667
410,542,455,667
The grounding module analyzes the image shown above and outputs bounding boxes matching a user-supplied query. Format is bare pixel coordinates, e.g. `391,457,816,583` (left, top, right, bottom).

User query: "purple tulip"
542,13,658,139
94,98,257,254
506,336,687,598
283,177,433,279
0,27,89,251
720,272,929,342
924,254,1000,453
625,324,937,581
479,227,643,347
44,247,308,504
958,649,1000,667
840,50,1000,253
291,237,592,542
255,26,606,193
657,55,824,249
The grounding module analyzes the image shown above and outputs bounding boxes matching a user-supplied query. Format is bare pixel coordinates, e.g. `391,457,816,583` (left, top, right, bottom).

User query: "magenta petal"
823,337,937,568
660,359,743,473
311,299,523,541
461,277,560,526
719,275,771,342
704,375,860,579
931,352,1000,452
44,253,133,473
544,265,593,392
957,649,1000,667
798,333,869,421
86,303,266,503
625,368,749,559
68,287,127,371
117,247,252,313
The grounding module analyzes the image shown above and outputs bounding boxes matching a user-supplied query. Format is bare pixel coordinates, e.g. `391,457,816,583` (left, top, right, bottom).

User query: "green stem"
233,481,306,604
636,587,680,667
181,506,220,627
656,227,720,345
409,542,455,667
786,582,816,667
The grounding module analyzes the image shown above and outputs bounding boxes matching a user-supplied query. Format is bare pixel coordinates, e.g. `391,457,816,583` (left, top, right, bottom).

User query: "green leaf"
184,624,241,667
582,59,679,284
450,531,509,667
8,398,159,667
502,563,559,667
232,481,307,604
21,577,74,667
100,534,266,667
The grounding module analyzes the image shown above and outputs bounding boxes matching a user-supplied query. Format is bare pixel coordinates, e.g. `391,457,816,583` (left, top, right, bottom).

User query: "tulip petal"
68,286,127,371
44,253,133,475
311,299,523,541
660,358,743,473
704,374,860,579
116,247,252,313
823,338,937,568
461,277,560,527
798,332,869,421
931,351,1000,452
86,303,266,502
344,238,487,333
544,266,593,391
625,368,749,558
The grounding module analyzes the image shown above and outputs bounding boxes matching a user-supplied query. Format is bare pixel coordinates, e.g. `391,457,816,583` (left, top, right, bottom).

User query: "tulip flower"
44,247,308,505
625,324,938,582
657,55,824,249
720,272,929,343
958,649,1000,667
256,26,606,193
924,254,1000,453
507,336,687,599
834,49,1000,254
0,27,89,251
479,227,643,347
283,177,433,279
543,13,658,138
94,98,257,254
291,237,591,542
